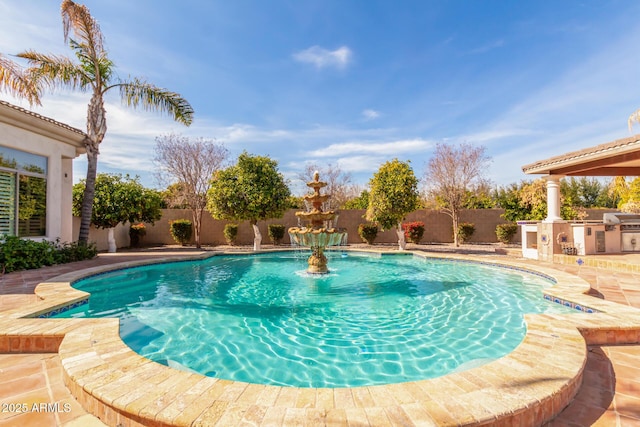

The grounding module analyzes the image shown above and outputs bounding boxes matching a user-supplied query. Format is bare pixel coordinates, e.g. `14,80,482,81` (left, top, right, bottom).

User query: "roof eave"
0,101,87,154
522,134,640,176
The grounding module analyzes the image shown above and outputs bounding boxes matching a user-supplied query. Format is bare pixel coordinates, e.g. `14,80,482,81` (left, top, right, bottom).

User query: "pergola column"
544,175,563,222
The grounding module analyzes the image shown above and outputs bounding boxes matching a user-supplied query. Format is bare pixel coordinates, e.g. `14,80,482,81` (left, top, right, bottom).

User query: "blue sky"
1,0,639,195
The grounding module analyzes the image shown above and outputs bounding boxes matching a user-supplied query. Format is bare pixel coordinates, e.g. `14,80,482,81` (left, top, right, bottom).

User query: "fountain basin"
288,227,347,247
288,227,347,274
295,209,335,223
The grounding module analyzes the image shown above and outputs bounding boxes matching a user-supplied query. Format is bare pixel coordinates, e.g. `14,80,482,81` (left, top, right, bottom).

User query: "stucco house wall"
0,100,86,242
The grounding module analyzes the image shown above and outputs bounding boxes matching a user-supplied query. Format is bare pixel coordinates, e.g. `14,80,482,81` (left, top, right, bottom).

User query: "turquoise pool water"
55,251,574,387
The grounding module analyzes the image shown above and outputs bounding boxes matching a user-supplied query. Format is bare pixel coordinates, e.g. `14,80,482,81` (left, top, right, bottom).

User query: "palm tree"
629,110,640,131
0,54,41,105
16,1,194,244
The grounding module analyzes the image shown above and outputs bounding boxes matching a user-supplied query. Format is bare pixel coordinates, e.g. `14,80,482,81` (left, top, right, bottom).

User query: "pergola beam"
559,167,640,177
546,150,640,176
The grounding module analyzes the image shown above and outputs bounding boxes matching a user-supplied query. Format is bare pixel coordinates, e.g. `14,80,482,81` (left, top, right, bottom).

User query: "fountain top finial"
313,170,320,182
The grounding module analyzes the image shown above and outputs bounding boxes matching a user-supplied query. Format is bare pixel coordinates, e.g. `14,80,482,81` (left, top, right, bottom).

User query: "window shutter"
0,171,16,235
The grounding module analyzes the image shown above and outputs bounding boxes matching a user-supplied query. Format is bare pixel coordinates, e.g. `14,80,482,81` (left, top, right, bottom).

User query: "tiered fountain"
288,172,347,274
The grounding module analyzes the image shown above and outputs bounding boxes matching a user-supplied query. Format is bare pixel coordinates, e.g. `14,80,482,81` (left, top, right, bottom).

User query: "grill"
603,213,640,251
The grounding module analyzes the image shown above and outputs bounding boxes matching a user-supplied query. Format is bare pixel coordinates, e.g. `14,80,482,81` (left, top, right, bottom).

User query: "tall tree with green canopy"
496,178,590,222
13,1,193,246
207,152,291,251
366,159,420,250
72,174,162,252
343,189,370,210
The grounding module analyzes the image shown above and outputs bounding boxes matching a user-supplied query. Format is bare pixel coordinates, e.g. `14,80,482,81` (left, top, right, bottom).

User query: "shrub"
268,224,286,245
223,223,238,245
456,222,475,244
0,236,97,274
402,221,425,244
129,223,146,247
0,236,54,273
496,223,518,244
169,219,193,246
358,223,378,244
53,239,98,264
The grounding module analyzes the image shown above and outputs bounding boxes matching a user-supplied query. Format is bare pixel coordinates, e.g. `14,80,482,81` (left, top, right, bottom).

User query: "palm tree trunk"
78,91,106,245
78,143,97,244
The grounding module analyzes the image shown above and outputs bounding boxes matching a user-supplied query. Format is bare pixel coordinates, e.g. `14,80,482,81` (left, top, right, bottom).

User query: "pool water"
56,252,575,388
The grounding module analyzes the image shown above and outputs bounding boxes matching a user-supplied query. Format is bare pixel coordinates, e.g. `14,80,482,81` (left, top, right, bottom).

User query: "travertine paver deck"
1,245,640,426
0,250,203,427
547,345,640,426
0,352,106,427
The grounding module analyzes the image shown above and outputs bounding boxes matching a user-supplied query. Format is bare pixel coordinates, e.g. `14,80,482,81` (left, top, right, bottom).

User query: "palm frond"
0,54,41,105
66,39,114,85
629,109,640,131
18,50,90,91
116,78,194,126
61,0,105,59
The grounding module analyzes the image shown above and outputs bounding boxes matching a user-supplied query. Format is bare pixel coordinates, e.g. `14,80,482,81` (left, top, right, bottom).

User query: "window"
0,171,16,235
0,146,48,237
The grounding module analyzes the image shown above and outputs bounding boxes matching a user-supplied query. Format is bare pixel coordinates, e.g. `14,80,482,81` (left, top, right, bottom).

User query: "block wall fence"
75,208,617,251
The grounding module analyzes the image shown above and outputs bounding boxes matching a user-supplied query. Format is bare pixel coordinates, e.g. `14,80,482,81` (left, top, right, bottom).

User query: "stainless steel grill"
603,213,640,251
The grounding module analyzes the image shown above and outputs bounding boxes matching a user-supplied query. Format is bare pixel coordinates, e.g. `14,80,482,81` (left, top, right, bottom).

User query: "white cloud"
293,46,353,69
0,2,63,54
335,155,387,172
309,138,433,157
456,128,537,145
467,39,505,55
362,109,380,120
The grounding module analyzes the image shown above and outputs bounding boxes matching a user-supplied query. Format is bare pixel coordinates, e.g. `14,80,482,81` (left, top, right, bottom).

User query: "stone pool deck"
1,244,639,426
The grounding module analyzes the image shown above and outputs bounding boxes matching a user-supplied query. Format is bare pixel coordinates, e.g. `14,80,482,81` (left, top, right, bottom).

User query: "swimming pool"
55,251,574,388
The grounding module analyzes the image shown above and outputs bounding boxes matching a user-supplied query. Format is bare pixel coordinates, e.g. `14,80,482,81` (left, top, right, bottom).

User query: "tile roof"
0,99,86,137
522,134,640,175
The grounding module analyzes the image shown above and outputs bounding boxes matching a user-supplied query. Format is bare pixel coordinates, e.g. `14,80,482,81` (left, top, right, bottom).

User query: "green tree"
286,195,306,209
366,159,419,250
72,174,162,252
562,177,617,208
207,152,291,250
463,181,495,209
160,182,189,209
13,1,193,246
494,182,532,222
497,178,588,222
595,179,620,208
343,190,370,210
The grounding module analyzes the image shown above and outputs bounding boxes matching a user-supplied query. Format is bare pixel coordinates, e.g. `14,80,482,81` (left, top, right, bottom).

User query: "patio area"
0,244,639,426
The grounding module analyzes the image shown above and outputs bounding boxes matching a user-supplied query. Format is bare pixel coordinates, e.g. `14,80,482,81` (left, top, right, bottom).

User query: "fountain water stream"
288,172,347,274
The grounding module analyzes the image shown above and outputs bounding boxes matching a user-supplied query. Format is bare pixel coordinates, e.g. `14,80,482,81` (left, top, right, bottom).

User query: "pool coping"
2,249,640,426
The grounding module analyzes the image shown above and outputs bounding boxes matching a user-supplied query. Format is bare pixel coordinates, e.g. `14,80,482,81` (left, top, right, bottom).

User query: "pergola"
522,134,640,221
